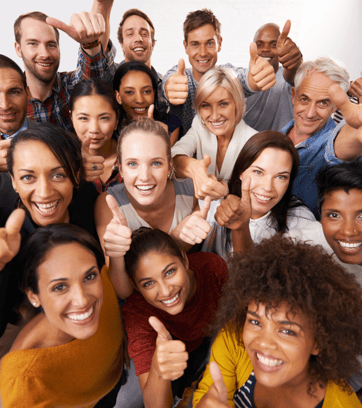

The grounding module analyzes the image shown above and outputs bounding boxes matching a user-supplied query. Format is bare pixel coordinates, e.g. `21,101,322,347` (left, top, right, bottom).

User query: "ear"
10,173,18,192
291,87,296,105
217,36,223,52
26,289,40,308
183,40,188,55
118,163,123,178
130,277,140,292
311,341,319,356
115,90,122,105
181,250,189,270
14,41,22,58
168,158,173,176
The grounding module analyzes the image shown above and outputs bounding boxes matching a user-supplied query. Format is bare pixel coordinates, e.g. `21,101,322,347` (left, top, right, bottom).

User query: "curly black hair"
212,234,362,392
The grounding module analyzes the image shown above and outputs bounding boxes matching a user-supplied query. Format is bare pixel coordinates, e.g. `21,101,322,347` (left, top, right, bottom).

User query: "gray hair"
294,57,350,93
194,66,245,126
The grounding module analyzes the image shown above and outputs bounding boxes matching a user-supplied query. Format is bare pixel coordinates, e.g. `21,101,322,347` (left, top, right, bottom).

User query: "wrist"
82,39,101,49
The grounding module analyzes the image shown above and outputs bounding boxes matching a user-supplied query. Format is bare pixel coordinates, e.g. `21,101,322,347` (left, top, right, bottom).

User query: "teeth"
134,108,146,112
136,185,155,191
338,241,362,248
257,353,283,367
38,63,51,67
35,200,59,213
198,60,209,63
161,293,179,305
67,306,94,321
133,48,144,52
210,120,225,126
254,193,272,202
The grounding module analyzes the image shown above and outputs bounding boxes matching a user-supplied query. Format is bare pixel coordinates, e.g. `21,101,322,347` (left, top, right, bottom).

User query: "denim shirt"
281,118,345,219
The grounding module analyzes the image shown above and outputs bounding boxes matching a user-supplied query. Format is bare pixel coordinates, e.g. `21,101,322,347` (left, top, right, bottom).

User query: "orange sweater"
0,266,123,408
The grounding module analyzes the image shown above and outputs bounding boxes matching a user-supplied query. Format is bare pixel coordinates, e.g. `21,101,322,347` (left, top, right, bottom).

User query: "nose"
88,119,100,135
305,102,317,118
134,90,145,104
199,43,207,56
36,175,54,199
71,284,89,309
138,164,151,181
255,327,278,351
136,31,144,43
260,176,273,192
158,281,172,298
0,93,11,110
340,217,359,237
210,106,219,120
38,43,51,59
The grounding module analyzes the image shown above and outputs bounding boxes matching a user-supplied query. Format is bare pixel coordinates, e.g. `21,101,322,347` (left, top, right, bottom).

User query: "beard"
22,53,60,85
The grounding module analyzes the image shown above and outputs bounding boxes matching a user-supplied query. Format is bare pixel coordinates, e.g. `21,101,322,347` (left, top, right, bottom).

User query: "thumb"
81,137,91,156
249,42,258,66
241,176,252,207
329,84,362,128
106,194,128,226
277,20,291,50
177,59,186,76
202,154,211,169
147,104,154,119
200,196,211,219
46,17,79,41
149,316,172,341
5,209,26,238
210,361,228,403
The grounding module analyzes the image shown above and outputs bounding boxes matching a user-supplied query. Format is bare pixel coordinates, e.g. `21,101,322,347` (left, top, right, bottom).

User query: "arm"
139,317,188,408
348,76,362,102
91,0,114,51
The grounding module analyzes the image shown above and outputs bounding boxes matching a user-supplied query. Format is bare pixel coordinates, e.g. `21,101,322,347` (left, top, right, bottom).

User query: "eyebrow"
75,112,111,116
138,262,176,283
49,266,97,284
246,310,302,328
250,165,290,175
18,166,64,173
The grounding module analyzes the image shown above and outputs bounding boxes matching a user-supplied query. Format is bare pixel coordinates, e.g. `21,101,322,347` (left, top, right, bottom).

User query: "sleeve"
192,330,247,407
171,116,200,158
222,64,256,98
324,120,347,165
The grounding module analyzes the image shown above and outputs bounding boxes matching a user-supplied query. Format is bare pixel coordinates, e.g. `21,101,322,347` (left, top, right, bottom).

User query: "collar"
1,117,28,140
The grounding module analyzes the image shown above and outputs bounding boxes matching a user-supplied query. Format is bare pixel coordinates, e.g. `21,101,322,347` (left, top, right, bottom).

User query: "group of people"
0,1,362,407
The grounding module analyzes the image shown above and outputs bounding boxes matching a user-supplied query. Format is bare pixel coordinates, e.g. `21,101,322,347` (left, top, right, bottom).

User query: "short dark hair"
14,11,60,44
212,234,362,393
124,227,184,282
0,54,27,90
19,224,105,295
316,161,362,213
117,9,155,45
228,131,300,234
7,123,85,188
183,9,221,43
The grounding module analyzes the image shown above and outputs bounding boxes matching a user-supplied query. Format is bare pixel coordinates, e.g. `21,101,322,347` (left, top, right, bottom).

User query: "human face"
292,72,336,141
15,18,60,85
0,68,28,136
199,87,237,139
133,251,190,315
11,140,74,226
121,15,154,66
184,24,222,82
27,243,103,344
254,25,280,72
321,189,362,265
119,131,172,208
243,302,318,389
240,148,292,219
71,94,118,153
116,70,155,119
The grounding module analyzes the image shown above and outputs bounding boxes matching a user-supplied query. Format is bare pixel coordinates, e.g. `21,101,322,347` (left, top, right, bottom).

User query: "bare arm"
91,0,114,51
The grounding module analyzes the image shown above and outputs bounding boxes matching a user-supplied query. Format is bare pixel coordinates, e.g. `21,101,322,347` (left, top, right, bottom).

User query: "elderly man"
282,57,362,219
243,21,303,131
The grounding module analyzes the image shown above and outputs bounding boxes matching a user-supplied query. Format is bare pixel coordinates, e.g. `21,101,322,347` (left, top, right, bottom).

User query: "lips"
67,305,94,321
133,107,147,115
253,192,273,202
160,291,180,307
256,351,284,368
34,200,60,214
0,112,17,121
135,185,155,194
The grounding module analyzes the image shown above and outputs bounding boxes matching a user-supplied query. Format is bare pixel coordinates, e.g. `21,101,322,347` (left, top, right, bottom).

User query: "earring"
32,303,37,307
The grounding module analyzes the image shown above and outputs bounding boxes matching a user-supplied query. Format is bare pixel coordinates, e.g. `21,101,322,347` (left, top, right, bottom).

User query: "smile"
160,291,180,306
337,240,362,249
37,62,52,67
34,200,60,214
256,352,284,367
136,185,155,192
209,120,226,126
67,306,94,321
253,193,273,202
133,47,145,53
133,107,147,113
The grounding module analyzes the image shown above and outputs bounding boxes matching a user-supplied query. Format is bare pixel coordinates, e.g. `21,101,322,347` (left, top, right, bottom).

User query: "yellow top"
193,329,360,408
0,266,123,408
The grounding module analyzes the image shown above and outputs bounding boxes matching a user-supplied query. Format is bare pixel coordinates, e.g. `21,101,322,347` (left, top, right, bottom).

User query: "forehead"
121,131,168,158
19,17,58,43
296,72,336,99
72,94,115,113
323,188,362,209
255,25,280,42
0,68,25,91
204,86,232,102
122,15,151,34
120,70,153,88
187,24,218,43
250,147,292,170
134,251,182,280
248,301,307,324
13,140,58,166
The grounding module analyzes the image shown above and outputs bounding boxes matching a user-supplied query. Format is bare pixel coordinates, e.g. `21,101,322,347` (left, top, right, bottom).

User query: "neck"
92,138,117,159
125,57,152,69
26,71,56,102
288,126,310,147
192,68,203,83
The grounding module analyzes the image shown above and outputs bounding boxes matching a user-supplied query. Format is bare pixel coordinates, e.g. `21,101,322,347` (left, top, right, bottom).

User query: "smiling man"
243,21,303,131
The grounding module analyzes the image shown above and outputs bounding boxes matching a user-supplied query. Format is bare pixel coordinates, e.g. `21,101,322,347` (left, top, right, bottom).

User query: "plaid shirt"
93,160,123,193
26,44,116,131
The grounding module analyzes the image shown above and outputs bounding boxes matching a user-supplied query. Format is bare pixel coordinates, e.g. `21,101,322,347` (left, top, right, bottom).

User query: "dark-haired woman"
0,223,124,407
70,78,122,193
113,61,181,146
202,131,328,258
193,235,362,407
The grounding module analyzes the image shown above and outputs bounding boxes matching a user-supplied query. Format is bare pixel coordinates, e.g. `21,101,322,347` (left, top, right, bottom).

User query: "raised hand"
46,11,105,46
248,42,276,91
175,196,212,245
0,209,26,271
329,84,362,129
215,177,252,230
164,59,189,105
149,316,188,381
348,76,362,101
196,362,229,407
276,20,302,71
192,154,229,200
0,139,11,172
103,194,132,258
147,104,155,119
81,137,105,182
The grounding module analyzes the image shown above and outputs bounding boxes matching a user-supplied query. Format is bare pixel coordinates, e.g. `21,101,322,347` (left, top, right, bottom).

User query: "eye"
144,89,152,94
277,175,288,180
124,90,134,95
10,90,21,95
326,212,340,219
207,41,214,47
271,42,277,48
200,103,210,109
220,102,228,107
85,272,97,281
127,161,137,167
48,44,57,48
143,280,154,288
280,328,296,336
20,174,34,182
300,97,308,103
248,319,261,327
53,283,67,292
165,268,176,277
77,116,88,121
152,161,161,166
253,169,262,175
100,116,111,121
53,172,67,180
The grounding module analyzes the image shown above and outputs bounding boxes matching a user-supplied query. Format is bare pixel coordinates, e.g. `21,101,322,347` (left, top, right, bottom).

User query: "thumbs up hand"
195,361,229,407
103,195,132,258
81,137,105,182
149,316,188,381
276,20,302,71
248,42,276,91
164,59,189,105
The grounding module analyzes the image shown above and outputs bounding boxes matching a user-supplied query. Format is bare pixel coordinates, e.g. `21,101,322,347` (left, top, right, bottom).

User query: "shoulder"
188,252,228,282
173,178,194,196
324,381,361,407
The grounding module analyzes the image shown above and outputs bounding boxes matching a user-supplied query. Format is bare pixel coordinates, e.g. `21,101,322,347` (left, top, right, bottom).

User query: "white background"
1,0,361,80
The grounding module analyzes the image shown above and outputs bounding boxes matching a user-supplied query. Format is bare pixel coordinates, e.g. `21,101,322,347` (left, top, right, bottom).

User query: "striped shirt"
333,94,359,124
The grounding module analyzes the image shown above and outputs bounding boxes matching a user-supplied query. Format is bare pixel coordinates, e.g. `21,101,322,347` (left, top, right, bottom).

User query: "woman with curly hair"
193,235,362,407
